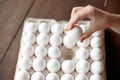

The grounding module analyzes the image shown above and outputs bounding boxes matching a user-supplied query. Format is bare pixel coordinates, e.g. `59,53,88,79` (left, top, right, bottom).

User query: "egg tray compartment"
14,18,106,80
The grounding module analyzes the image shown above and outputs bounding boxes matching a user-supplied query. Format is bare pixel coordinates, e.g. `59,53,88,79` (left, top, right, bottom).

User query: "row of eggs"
16,70,103,80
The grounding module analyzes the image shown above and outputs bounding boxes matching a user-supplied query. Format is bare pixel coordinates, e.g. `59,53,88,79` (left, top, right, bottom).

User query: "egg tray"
14,18,106,80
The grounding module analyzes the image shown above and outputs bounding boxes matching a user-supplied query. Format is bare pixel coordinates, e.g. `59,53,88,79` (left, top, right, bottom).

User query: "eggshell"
62,60,75,73
91,61,104,74
79,24,88,33
46,73,59,80
90,48,104,61
24,21,37,33
90,74,103,80
50,34,62,46
66,25,82,43
36,33,49,46
75,74,88,80
61,73,74,80
38,22,50,33
31,72,45,80
92,30,103,37
63,36,75,49
76,60,90,73
76,48,89,60
77,38,89,48
23,32,35,45
90,37,103,48
48,46,62,58
15,70,30,80
32,58,46,71
47,59,60,72
21,44,34,57
35,46,47,58
18,57,32,70
51,23,63,34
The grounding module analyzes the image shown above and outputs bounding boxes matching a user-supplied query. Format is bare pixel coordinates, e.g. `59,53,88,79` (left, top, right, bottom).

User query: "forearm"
107,13,120,34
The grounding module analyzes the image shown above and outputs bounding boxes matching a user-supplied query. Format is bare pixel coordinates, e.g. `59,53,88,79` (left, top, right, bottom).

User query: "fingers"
71,7,84,17
65,8,89,31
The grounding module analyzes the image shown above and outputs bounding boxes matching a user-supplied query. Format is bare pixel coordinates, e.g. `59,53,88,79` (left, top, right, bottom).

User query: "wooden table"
0,0,120,80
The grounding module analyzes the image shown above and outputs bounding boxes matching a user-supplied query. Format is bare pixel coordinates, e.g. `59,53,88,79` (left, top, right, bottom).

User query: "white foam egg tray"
14,18,106,80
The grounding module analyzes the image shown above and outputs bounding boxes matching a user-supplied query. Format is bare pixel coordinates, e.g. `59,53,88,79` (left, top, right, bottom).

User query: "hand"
65,5,110,42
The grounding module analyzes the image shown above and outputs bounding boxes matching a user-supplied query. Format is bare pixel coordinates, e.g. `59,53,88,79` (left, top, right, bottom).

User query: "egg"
23,32,35,45
76,48,89,60
35,46,47,58
50,34,62,46
15,70,30,80
32,58,46,71
18,57,32,70
21,44,34,57
92,30,103,37
47,59,60,72
48,46,62,58
63,36,75,49
61,73,74,80
76,60,90,73
46,73,59,80
90,74,103,80
77,38,89,48
91,61,104,74
36,33,49,46
75,74,88,80
62,60,75,73
51,23,63,34
24,21,37,33
31,72,45,80
79,24,88,33
90,48,104,61
90,37,103,48
38,22,50,33
66,25,82,43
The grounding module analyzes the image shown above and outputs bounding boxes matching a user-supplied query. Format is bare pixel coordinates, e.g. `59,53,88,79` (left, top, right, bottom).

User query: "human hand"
65,5,109,42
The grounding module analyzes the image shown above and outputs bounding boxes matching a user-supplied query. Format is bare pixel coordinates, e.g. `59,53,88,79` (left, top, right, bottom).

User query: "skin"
65,5,120,42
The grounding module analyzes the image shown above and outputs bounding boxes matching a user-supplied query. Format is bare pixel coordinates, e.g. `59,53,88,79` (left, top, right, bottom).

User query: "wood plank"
0,0,105,80
0,0,34,63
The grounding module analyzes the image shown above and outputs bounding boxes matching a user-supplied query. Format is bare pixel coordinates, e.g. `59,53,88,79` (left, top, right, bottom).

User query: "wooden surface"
0,0,120,80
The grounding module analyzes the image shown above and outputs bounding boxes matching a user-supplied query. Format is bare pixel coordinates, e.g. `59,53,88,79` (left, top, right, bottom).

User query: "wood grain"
0,0,34,63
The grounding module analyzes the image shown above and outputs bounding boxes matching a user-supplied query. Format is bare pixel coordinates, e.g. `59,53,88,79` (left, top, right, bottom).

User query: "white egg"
76,48,89,60
46,73,59,80
19,57,32,70
24,21,37,33
31,72,45,80
33,58,46,71
92,30,103,37
47,59,60,72
38,22,50,33
21,44,34,57
35,46,47,58
62,60,75,73
90,74,103,80
76,60,90,73
90,37,103,48
75,74,88,80
36,33,49,46
50,34,62,46
63,36,75,49
90,48,104,61
23,32,35,45
51,23,63,34
61,73,74,80
91,61,104,74
15,70,30,80
66,25,82,43
77,38,89,48
79,24,88,33
48,46,62,58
